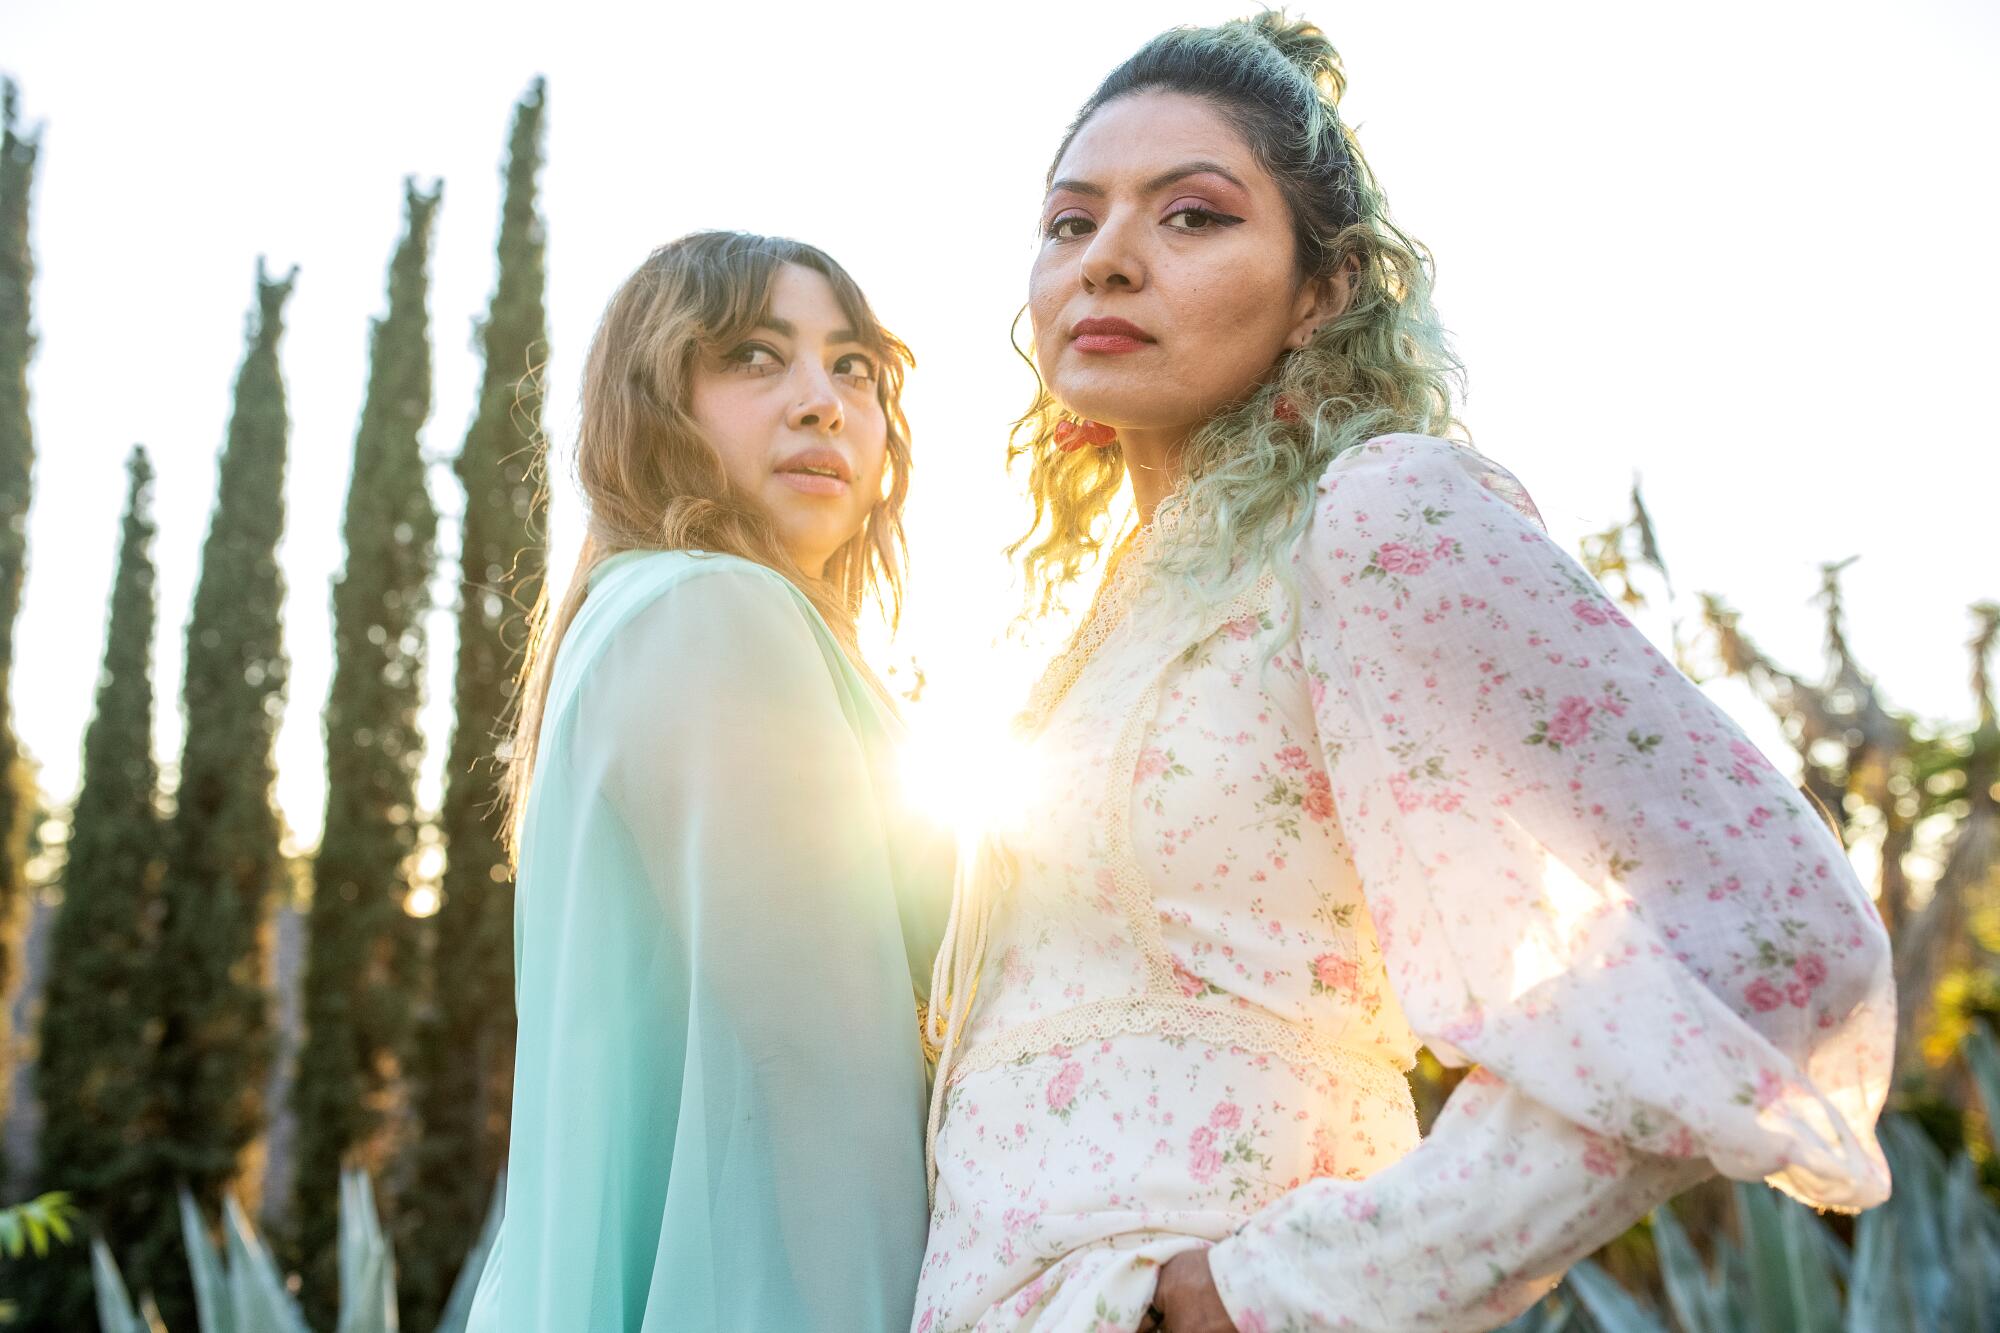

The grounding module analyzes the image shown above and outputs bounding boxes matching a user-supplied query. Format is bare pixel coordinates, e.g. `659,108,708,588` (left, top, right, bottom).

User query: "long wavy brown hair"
500,231,914,862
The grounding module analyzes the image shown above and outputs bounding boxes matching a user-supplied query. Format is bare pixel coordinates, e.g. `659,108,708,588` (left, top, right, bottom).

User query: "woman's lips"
1074,333,1150,353
776,469,850,497
776,446,852,496
1071,317,1155,355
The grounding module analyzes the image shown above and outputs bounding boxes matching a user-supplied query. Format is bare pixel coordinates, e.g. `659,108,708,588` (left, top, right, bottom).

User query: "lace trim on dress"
1017,520,1155,738
925,531,1311,1195
925,527,1161,1196
946,993,1415,1105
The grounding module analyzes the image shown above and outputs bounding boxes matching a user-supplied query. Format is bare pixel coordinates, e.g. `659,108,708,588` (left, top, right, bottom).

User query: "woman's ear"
1284,255,1361,351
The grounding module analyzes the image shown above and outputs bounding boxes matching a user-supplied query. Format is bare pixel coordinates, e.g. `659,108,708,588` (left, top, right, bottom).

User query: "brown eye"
1163,206,1243,233
835,353,877,384
1046,212,1095,240
724,343,780,371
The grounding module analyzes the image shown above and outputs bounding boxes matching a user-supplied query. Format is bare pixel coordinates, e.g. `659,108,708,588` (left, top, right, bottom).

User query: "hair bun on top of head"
1239,9,1347,104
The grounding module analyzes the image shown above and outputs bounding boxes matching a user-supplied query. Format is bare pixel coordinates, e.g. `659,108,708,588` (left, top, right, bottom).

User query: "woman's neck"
1118,425,1189,525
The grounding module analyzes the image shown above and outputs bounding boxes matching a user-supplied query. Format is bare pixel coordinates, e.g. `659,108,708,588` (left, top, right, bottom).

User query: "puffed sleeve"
474,564,931,1332
1205,435,1893,1331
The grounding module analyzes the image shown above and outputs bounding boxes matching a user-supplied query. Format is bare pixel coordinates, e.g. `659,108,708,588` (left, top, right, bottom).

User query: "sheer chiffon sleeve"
1206,436,1893,1331
471,561,931,1332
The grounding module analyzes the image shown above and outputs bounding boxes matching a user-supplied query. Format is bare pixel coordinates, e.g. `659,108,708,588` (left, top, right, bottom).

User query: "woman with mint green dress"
466,232,949,1332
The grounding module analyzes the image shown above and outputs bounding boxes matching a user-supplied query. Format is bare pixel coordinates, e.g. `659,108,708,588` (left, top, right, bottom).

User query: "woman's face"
688,262,889,578
1031,90,1327,436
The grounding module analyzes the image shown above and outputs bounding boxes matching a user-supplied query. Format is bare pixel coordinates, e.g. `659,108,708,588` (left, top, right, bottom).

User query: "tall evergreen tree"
122,263,297,1331
0,78,43,1138
289,179,442,1328
20,447,163,1329
400,80,546,1332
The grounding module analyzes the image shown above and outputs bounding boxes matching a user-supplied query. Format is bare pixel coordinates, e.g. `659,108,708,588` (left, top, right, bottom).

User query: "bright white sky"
2,0,1994,853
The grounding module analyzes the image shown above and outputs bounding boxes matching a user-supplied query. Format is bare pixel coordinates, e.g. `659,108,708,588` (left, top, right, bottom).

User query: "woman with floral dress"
915,14,1892,1332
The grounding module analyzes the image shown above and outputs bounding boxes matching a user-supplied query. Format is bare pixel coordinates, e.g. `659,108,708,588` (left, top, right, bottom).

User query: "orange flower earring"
1054,416,1119,453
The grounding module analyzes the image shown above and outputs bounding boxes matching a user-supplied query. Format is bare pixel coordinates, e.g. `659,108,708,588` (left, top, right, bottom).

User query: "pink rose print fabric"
913,436,1892,1333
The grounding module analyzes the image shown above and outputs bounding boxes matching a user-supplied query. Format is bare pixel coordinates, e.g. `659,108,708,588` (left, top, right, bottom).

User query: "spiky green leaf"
221,1194,309,1333
1649,1204,1715,1333
178,1187,232,1333
89,1237,145,1333
434,1169,506,1333
1563,1259,1669,1332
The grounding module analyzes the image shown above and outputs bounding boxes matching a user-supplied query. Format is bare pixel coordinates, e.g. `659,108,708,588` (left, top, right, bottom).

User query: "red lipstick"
1070,316,1155,355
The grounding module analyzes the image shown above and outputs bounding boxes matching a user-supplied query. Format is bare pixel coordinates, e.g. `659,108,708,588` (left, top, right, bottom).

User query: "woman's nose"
786,365,844,434
1079,214,1145,293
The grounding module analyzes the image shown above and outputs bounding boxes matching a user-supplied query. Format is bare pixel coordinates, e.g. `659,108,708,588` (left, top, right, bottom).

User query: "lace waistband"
949,994,1414,1106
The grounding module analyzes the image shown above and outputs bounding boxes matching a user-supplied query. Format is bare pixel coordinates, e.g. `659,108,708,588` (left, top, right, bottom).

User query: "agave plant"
91,1168,502,1333
90,1234,164,1333
1501,1021,2000,1332
432,1173,505,1333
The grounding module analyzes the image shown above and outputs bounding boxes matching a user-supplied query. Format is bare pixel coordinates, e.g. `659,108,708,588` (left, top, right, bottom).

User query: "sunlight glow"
899,707,1044,845
1509,852,1608,1001
402,842,447,917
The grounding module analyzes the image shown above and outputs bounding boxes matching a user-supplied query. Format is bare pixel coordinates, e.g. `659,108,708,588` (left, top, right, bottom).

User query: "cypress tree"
400,80,546,1331
19,447,163,1329
0,78,42,1139
289,178,442,1328
123,263,297,1331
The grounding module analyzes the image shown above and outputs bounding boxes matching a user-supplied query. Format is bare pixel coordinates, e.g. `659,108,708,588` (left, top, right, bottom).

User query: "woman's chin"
770,517,849,579
1050,381,1196,436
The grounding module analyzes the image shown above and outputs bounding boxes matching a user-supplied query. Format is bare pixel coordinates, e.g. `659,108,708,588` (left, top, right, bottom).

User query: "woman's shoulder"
600,550,822,656
554,551,834,717
588,547,795,601
1285,434,1552,616
1311,433,1546,532
582,549,812,635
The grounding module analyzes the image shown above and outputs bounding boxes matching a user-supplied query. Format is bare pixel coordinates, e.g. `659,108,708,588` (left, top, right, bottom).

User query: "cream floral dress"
914,435,1893,1333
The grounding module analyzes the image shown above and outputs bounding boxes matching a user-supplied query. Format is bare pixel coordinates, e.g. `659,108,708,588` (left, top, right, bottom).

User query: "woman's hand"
1145,1248,1238,1332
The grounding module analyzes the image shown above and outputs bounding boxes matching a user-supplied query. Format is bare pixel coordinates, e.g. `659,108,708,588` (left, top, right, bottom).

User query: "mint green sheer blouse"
465,549,949,1332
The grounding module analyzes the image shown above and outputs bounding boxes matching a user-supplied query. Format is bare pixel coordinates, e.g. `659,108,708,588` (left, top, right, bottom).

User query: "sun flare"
898,709,1042,845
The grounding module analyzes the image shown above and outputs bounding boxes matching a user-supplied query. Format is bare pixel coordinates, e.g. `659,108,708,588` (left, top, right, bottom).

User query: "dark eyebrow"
751,316,865,347
1046,160,1250,202
1142,160,1249,194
